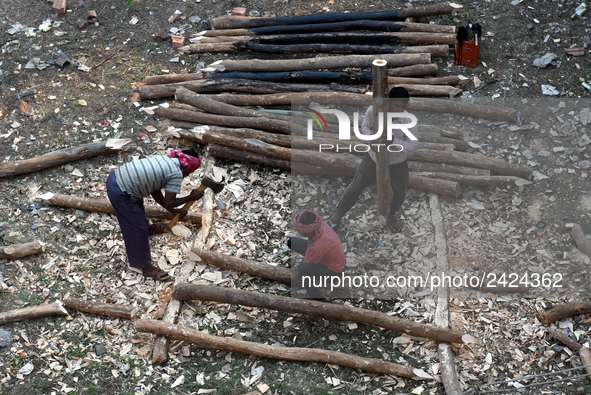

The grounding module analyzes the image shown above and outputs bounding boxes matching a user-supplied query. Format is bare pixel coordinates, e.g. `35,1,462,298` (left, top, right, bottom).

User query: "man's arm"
151,190,204,215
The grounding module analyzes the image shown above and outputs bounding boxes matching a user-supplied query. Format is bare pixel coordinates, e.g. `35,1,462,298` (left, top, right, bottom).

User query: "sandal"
142,266,171,281
148,223,167,235
385,217,403,234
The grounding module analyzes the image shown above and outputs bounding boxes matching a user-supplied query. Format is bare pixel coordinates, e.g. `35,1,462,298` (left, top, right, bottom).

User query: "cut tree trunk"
540,301,591,324
63,298,139,320
209,143,291,170
192,248,291,283
145,73,204,85
419,124,469,140
409,175,460,198
140,78,364,100
407,150,532,179
408,162,490,176
416,131,471,151
207,53,430,72
0,302,68,325
37,192,203,226
210,4,461,29
389,64,438,77
154,106,295,134
394,84,462,97
198,32,456,46
571,224,591,258
411,172,532,186
202,131,292,160
372,59,393,222
169,124,292,148
203,20,455,37
206,93,519,122
181,42,449,57
0,241,45,260
0,139,132,178
136,319,432,379
172,284,471,343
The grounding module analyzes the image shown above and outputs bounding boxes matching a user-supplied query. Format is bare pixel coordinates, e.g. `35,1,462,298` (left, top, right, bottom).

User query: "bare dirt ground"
1,0,591,394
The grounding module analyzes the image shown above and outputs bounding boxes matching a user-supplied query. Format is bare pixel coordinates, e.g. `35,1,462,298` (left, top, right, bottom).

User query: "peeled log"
37,192,202,226
141,78,363,100
211,4,461,29
209,143,291,170
0,139,132,178
0,302,68,325
207,53,430,73
203,20,455,37
411,172,531,187
172,284,470,343
136,319,431,379
407,150,532,179
0,241,45,260
408,162,490,176
540,301,591,324
63,298,139,320
571,224,591,258
192,248,291,283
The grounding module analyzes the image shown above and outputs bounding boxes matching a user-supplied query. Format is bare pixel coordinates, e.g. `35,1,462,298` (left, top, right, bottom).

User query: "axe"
164,176,225,232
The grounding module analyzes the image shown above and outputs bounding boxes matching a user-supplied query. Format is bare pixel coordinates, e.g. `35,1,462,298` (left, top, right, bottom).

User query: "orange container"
455,25,481,67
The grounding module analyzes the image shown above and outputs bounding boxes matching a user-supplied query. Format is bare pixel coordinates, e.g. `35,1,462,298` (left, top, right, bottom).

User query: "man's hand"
188,189,204,201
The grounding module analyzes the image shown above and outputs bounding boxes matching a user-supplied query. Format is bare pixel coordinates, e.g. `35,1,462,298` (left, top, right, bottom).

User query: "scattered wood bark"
206,53,431,73
0,139,132,178
172,284,471,343
0,302,68,325
210,4,461,29
540,301,591,324
37,192,203,226
191,248,291,283
0,240,45,260
548,328,591,383
179,42,449,57
63,298,139,320
195,32,456,46
202,20,455,37
571,224,591,258
136,319,432,379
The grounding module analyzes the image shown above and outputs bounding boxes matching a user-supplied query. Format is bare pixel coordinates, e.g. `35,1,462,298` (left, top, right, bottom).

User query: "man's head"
388,87,410,113
168,149,201,177
293,210,322,238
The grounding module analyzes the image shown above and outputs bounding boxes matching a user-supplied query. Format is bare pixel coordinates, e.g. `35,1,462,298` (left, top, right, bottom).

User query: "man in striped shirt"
106,149,203,281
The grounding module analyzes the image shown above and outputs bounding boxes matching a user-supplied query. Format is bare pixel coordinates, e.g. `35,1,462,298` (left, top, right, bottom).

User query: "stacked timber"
155,88,533,198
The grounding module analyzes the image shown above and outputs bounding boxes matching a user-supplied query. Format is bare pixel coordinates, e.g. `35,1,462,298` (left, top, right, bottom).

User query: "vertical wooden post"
372,59,393,223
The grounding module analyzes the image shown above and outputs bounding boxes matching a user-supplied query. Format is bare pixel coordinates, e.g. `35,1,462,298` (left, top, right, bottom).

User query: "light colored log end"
372,59,388,67
462,334,477,344
56,300,69,315
106,139,133,150
412,368,433,380
38,192,55,201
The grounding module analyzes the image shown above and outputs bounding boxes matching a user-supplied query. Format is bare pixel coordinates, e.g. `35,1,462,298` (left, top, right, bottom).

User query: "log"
145,73,204,85
420,124,469,140
172,284,471,343
202,132,291,161
389,64,438,77
192,248,291,283
169,124,292,148
141,78,364,100
540,301,591,324
154,106,295,135
0,139,132,178
571,224,591,258
548,328,591,383
411,172,532,187
207,53,431,73
0,240,45,260
416,131,471,151
202,20,455,37
63,298,139,320
389,76,461,86
210,4,461,29
152,154,216,363
207,93,519,122
409,175,460,198
394,84,462,97
209,143,291,170
0,302,68,325
407,150,532,179
198,32,456,46
408,162,490,176
136,319,432,379
37,192,203,225
181,42,449,57
372,59,393,221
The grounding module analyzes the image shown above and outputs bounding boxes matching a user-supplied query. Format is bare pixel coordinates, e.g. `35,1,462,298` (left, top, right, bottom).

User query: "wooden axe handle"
164,182,209,232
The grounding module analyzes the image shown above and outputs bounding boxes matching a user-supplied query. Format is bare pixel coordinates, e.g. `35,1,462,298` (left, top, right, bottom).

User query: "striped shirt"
115,155,184,198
